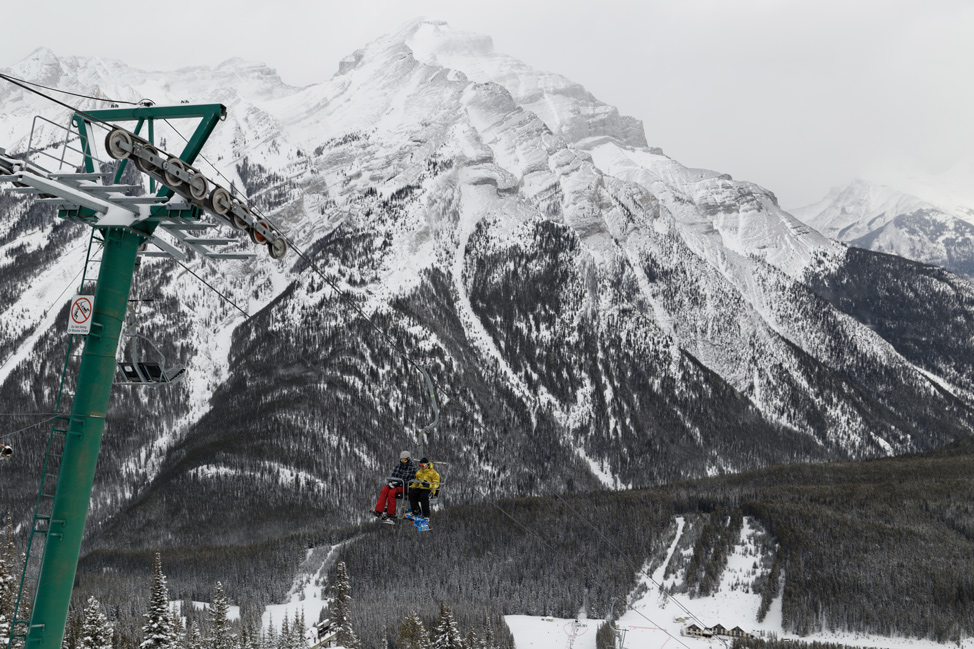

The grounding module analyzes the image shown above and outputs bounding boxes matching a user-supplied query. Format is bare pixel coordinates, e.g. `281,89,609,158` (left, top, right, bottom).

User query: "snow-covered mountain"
791,178,974,278
3,19,974,557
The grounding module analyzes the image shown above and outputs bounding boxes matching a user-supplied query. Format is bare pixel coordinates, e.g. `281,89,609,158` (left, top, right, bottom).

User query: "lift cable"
305,353,699,647
169,257,251,318
0,75,251,319
0,72,132,134
157,119,415,364
0,413,58,417
0,242,102,375
0,417,60,441
0,71,139,106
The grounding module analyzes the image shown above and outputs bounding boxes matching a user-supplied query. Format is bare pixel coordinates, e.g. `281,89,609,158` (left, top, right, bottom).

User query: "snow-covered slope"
507,515,974,649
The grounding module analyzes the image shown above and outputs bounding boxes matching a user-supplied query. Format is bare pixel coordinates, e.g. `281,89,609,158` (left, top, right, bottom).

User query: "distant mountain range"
792,178,974,278
1,19,974,611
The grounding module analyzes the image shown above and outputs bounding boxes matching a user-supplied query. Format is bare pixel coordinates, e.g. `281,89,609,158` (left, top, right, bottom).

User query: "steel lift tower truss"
0,103,287,649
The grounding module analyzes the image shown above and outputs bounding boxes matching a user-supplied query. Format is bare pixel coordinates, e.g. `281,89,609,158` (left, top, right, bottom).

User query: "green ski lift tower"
0,102,287,649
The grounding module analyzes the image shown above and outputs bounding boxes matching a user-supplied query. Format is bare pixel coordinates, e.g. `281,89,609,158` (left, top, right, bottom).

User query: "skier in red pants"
373,451,416,521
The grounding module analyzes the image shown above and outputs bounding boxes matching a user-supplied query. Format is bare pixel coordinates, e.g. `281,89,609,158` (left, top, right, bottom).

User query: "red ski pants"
375,485,403,514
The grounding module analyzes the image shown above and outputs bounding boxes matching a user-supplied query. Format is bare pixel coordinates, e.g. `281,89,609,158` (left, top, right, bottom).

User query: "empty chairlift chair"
115,332,186,387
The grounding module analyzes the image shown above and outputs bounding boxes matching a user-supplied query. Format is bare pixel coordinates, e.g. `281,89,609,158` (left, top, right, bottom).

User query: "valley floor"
254,516,974,649
502,516,974,649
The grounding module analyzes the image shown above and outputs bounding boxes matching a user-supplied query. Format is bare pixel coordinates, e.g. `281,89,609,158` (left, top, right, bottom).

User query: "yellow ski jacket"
413,465,440,493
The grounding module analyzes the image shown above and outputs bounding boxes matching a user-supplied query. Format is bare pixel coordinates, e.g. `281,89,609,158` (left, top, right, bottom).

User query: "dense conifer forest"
4,435,967,649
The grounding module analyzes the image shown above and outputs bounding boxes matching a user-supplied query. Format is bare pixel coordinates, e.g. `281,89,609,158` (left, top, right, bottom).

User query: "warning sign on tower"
67,295,94,335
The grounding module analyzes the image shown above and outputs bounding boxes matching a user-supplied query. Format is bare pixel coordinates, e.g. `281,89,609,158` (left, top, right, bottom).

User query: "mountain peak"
399,18,496,62
360,18,648,149
6,46,65,85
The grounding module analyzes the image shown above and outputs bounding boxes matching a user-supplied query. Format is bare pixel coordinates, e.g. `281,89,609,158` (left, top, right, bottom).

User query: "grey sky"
2,0,971,208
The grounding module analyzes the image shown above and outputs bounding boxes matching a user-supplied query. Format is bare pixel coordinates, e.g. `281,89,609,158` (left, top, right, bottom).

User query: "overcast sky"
2,0,971,208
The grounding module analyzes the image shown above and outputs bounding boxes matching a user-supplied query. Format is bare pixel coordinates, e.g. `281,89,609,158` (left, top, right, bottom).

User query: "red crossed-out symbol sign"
71,297,93,324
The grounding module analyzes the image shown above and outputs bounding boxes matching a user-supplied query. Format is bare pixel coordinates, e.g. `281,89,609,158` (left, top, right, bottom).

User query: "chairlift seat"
119,363,143,382
139,362,164,381
115,361,186,386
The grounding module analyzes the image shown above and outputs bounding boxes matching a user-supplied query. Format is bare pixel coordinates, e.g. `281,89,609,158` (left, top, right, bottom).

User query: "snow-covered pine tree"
0,553,11,643
80,596,113,649
395,611,430,649
1,510,18,641
430,603,462,649
288,611,306,649
142,554,172,649
185,623,203,649
62,608,83,649
276,615,289,649
169,603,184,649
478,613,495,649
263,617,276,649
294,609,305,649
328,562,360,649
207,583,235,649
239,618,260,649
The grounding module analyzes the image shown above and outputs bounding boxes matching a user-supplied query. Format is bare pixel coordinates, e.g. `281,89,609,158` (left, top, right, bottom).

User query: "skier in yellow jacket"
408,457,440,530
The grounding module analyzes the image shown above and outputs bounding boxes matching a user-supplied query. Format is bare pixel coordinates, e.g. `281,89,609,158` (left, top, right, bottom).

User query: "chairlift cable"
0,416,59,441
169,257,251,318
6,70,429,391
0,72,130,134
0,72,139,106
160,117,421,369
0,242,102,375
0,413,58,417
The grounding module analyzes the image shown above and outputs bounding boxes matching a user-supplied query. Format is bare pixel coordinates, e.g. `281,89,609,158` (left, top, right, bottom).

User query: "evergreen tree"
264,618,277,649
0,553,12,644
594,621,615,649
80,597,114,649
1,510,19,642
207,583,235,649
328,562,360,649
277,616,289,649
168,604,184,649
478,618,491,649
142,554,173,649
185,624,203,649
395,611,430,649
430,603,462,649
239,619,261,649
62,607,83,649
294,610,305,649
